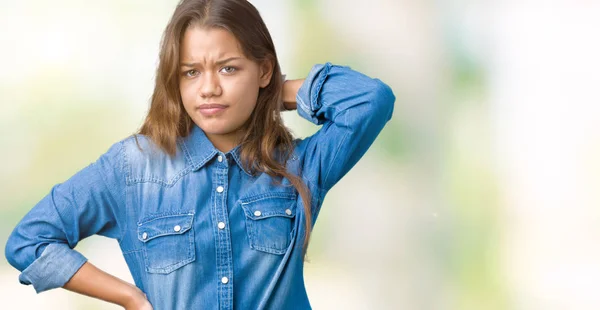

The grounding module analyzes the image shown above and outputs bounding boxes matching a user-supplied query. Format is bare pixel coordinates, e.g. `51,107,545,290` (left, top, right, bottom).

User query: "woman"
4,0,395,309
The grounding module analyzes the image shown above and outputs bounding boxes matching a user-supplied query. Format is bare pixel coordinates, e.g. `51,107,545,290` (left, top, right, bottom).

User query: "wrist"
282,79,303,111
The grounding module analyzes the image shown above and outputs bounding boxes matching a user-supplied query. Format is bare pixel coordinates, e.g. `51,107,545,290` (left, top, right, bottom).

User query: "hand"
281,79,303,111
123,288,153,310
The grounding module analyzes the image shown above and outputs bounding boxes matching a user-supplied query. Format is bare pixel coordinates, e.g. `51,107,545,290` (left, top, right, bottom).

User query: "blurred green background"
2,1,599,309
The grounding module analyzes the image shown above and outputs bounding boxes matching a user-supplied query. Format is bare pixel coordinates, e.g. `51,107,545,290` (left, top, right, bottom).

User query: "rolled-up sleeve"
4,141,126,293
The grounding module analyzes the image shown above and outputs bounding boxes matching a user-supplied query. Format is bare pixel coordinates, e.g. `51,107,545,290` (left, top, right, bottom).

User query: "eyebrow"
180,57,242,68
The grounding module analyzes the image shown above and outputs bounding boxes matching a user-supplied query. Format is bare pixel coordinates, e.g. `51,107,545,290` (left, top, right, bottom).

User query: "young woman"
5,0,395,309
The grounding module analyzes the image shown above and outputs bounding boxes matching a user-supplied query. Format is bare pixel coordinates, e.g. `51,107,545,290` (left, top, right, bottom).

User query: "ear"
258,59,274,88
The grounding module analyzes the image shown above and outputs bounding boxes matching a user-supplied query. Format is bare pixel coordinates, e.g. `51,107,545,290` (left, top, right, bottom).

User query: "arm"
63,261,151,309
286,63,395,214
282,78,303,111
4,141,150,308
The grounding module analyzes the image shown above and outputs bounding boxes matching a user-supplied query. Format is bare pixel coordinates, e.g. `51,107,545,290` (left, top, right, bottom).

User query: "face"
179,26,272,151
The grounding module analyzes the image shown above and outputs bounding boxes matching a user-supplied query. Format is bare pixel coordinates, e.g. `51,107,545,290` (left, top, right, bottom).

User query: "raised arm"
286,63,395,214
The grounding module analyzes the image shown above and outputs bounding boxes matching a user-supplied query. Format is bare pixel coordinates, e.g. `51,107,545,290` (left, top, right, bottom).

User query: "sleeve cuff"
18,243,88,293
296,62,332,125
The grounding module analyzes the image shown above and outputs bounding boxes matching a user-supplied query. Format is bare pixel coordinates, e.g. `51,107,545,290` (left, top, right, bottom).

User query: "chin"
194,117,246,136
198,124,236,136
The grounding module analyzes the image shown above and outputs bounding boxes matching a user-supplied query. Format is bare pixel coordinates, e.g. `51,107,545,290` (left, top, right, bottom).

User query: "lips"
197,104,228,116
199,104,228,109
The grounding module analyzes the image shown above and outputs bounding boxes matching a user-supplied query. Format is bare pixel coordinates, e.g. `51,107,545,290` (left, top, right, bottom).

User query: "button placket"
212,162,233,306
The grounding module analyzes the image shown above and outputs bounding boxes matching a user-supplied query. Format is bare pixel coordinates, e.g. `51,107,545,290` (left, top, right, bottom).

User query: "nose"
199,72,222,98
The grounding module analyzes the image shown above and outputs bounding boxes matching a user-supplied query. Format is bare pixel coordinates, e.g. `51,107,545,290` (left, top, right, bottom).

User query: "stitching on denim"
137,212,195,226
141,223,196,274
125,163,193,187
231,151,253,177
137,214,194,242
124,137,196,187
244,219,288,255
178,138,194,167
146,255,195,274
123,139,132,185
239,191,296,205
323,110,350,191
311,63,331,112
241,209,295,220
138,226,193,242
118,141,128,246
95,146,125,244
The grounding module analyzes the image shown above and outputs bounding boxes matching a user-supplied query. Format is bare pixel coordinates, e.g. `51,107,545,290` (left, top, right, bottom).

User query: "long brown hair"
139,0,312,259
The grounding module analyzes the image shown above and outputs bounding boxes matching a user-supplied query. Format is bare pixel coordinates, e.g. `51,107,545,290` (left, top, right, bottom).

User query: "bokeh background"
1,0,599,309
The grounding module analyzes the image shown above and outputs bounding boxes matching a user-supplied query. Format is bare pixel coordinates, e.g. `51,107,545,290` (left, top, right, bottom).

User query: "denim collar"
180,125,253,177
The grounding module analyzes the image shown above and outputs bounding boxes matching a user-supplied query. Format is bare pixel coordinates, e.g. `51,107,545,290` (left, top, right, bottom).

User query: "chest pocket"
240,193,297,255
137,213,196,274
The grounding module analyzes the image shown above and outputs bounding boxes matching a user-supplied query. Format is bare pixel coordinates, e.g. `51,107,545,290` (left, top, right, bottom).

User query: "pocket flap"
240,193,297,220
137,213,194,242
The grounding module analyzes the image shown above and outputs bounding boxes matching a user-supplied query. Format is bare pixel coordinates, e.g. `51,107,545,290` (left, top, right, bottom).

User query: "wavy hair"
138,0,312,259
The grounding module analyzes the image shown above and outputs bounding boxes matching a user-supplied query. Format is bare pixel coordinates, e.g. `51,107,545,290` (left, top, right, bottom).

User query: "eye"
220,66,237,74
184,69,199,77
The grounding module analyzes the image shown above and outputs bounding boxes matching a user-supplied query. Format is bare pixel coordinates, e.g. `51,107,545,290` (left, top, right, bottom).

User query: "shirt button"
285,209,292,216
142,232,148,240
216,186,224,193
254,210,262,217
218,222,226,229
174,225,181,232
221,277,229,284
217,155,223,162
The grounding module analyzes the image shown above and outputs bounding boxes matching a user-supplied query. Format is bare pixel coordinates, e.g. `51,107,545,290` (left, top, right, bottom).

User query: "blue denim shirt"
5,63,395,310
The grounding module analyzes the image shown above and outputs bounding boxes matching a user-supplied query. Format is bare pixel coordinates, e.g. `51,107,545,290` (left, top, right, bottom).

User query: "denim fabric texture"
5,63,395,309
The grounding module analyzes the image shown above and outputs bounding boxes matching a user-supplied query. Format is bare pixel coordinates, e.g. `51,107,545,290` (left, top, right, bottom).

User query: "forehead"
180,26,245,61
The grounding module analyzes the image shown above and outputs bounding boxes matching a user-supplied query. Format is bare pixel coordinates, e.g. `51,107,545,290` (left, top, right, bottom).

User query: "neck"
206,131,242,153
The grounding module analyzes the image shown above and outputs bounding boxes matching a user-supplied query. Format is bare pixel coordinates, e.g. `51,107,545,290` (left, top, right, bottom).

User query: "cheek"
179,83,196,107
234,90,259,114
227,79,259,105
